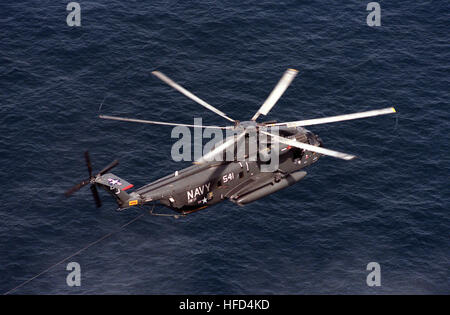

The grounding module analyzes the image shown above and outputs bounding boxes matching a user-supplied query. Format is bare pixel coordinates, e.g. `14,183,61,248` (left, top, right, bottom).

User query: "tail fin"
95,173,142,209
65,151,143,209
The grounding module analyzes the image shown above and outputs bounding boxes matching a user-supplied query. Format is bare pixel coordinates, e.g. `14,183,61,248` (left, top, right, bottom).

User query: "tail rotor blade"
65,152,119,208
98,160,119,175
90,184,102,208
84,151,93,178
65,179,91,197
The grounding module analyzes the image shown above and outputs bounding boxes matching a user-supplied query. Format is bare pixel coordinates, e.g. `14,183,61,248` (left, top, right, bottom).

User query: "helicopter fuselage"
66,68,395,214
131,127,322,214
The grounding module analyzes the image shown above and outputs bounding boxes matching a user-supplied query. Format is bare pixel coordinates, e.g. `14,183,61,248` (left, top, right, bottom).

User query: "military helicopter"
65,69,396,216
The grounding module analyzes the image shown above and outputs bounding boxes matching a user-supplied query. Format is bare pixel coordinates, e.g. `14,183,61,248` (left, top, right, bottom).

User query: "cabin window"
217,180,222,187
239,171,244,179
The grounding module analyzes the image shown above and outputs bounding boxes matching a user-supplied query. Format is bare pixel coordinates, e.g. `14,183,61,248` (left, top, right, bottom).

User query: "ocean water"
0,1,448,294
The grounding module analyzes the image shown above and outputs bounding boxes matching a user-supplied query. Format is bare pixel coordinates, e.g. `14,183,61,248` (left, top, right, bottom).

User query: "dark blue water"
1,1,449,294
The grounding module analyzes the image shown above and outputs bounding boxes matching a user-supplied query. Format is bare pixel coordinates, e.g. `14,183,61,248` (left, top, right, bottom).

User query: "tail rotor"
65,151,119,208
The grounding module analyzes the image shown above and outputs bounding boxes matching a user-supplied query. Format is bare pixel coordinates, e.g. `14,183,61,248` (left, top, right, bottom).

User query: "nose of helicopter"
317,135,324,147
306,132,323,147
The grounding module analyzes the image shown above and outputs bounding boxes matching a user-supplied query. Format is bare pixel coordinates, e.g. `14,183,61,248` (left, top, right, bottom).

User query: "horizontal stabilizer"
97,173,134,191
95,173,142,209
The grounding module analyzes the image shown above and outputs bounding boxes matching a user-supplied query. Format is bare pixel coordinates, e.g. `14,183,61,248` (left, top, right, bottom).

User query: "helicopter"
65,69,396,216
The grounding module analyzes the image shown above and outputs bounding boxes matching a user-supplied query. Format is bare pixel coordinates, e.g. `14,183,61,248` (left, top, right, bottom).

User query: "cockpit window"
279,129,296,137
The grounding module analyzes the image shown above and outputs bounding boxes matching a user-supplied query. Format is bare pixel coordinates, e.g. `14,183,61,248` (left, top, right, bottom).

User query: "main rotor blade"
195,131,246,164
251,69,298,121
267,107,396,128
99,115,232,129
84,151,93,178
261,131,356,160
98,160,119,176
65,179,91,197
90,184,102,208
152,71,235,123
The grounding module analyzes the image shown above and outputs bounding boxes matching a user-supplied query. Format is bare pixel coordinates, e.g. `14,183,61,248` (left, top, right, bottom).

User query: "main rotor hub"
236,120,258,131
